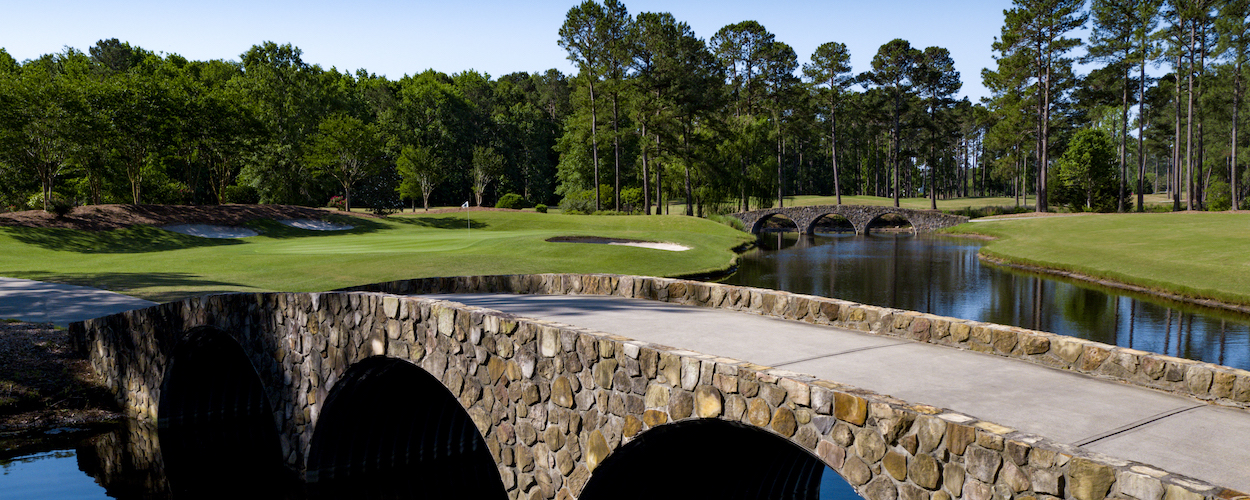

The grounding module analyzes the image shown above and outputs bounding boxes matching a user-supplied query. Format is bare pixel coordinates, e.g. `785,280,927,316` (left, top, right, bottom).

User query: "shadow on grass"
388,216,489,230
5,271,247,303
3,226,243,254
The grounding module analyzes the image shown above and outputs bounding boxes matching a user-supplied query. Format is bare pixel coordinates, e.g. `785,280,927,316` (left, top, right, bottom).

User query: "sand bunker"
278,219,354,231
547,236,690,252
161,224,259,239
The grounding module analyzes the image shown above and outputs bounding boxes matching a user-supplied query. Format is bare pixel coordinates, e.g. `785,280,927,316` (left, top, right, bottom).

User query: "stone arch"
751,211,800,234
157,325,292,496
305,355,507,499
581,418,859,500
806,212,856,234
863,211,917,235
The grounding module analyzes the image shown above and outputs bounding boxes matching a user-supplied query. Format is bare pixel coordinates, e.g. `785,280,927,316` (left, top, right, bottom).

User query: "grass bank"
0,211,753,302
945,212,1250,308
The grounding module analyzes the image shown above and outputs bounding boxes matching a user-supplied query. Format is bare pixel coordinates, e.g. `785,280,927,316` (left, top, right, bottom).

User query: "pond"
722,232,1250,371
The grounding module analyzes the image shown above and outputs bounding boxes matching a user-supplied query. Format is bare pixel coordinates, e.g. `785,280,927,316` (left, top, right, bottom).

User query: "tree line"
3,0,1249,216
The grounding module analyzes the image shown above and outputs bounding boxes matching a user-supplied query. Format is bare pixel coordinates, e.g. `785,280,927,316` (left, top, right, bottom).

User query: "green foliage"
534,204,548,213
26,192,74,216
496,193,529,209
1055,128,1119,212
620,187,642,213
1207,181,1232,211
559,189,597,214
708,214,746,232
223,185,260,205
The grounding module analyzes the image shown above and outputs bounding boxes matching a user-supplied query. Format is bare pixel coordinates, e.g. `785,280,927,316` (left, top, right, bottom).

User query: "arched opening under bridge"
579,419,863,500
157,325,293,497
305,356,506,500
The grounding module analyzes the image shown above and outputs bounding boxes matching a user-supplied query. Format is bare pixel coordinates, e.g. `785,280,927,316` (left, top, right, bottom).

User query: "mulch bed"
0,204,367,232
0,321,122,442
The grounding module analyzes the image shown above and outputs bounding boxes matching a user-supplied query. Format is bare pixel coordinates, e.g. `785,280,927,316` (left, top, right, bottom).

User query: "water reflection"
723,232,1250,370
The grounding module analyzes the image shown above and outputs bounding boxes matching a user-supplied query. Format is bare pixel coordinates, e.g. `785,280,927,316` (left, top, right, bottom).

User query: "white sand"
278,219,354,231
604,241,690,251
161,224,259,239
548,236,690,252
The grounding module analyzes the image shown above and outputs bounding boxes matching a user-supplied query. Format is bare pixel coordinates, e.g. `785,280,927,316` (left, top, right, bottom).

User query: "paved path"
0,277,157,327
424,293,1250,492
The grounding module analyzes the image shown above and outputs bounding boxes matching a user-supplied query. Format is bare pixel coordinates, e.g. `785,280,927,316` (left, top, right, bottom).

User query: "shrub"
534,204,548,213
27,192,74,217
620,187,642,213
496,193,528,210
223,185,260,205
1207,181,1232,211
709,214,746,232
559,190,596,214
327,195,347,211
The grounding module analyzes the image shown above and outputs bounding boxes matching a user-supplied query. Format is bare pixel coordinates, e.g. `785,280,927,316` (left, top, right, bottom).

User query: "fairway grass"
0,211,753,303
946,212,1250,308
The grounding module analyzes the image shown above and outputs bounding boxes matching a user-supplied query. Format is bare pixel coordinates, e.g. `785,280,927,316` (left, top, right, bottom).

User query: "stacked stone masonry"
732,205,970,234
72,273,1250,500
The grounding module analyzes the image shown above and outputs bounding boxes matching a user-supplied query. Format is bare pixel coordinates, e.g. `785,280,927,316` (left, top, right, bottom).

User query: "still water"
723,232,1250,371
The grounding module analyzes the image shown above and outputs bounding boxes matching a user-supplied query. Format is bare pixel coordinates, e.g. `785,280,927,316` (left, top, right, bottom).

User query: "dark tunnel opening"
157,325,297,499
579,419,862,500
305,356,507,500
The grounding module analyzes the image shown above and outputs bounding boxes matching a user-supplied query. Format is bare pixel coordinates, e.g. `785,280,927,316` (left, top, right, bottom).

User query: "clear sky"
4,0,1025,102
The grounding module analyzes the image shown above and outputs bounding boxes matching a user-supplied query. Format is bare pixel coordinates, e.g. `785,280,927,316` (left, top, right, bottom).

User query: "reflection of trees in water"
725,234,1250,370
77,420,172,499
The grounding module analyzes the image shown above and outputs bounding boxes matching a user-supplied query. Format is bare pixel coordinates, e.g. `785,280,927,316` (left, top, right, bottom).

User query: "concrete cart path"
0,277,157,327
423,293,1250,493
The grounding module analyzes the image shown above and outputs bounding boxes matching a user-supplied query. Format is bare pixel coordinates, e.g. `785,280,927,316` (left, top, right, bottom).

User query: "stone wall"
72,274,1249,500
732,206,970,234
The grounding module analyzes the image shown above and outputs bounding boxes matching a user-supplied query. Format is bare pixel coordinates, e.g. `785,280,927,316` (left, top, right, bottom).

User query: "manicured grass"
0,211,753,303
945,212,1250,306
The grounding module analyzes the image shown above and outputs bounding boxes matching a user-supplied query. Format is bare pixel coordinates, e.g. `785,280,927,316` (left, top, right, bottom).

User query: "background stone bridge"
71,274,1243,500
733,206,969,234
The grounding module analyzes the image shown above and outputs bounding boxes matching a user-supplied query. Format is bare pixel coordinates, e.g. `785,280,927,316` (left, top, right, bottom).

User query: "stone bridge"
733,206,969,234
71,274,1248,500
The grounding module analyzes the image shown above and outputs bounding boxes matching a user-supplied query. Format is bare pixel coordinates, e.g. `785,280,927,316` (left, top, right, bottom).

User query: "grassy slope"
945,212,1250,306
0,211,753,302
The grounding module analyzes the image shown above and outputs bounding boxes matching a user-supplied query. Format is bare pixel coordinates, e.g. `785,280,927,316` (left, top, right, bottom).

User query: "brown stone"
841,456,872,486
900,484,930,500
796,426,819,450
552,376,574,408
1213,371,1236,398
909,453,941,490
991,329,1018,353
669,390,693,419
963,478,992,500
1069,457,1116,500
748,398,772,427
916,416,945,453
1186,366,1213,395
1021,334,1050,355
1081,346,1111,371
585,430,611,471
594,359,618,389
883,450,908,480
725,394,747,421
834,392,868,425
964,445,1001,483
944,463,965,496
694,385,723,418
623,415,643,437
1001,461,1030,492
544,426,565,450
855,428,887,463
778,378,810,406
817,440,846,469
866,476,900,500
947,423,975,455
772,407,797,437
644,383,670,408
555,449,574,475
642,409,668,427
487,357,506,383
1163,485,1205,500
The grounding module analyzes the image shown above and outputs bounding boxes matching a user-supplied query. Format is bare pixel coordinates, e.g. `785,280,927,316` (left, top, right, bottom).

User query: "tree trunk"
642,119,651,215
1234,59,1242,210
1119,56,1130,212
612,92,621,211
589,79,601,211
1186,21,1196,211
1137,39,1148,212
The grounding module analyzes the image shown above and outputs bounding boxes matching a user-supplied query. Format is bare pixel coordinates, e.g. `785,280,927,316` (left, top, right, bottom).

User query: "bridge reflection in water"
78,324,862,499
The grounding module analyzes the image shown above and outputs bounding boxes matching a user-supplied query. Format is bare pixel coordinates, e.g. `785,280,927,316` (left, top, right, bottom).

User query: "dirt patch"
0,204,366,232
0,321,121,438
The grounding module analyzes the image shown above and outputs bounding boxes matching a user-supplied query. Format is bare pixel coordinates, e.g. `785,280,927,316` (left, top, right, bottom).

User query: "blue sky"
4,0,1023,102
